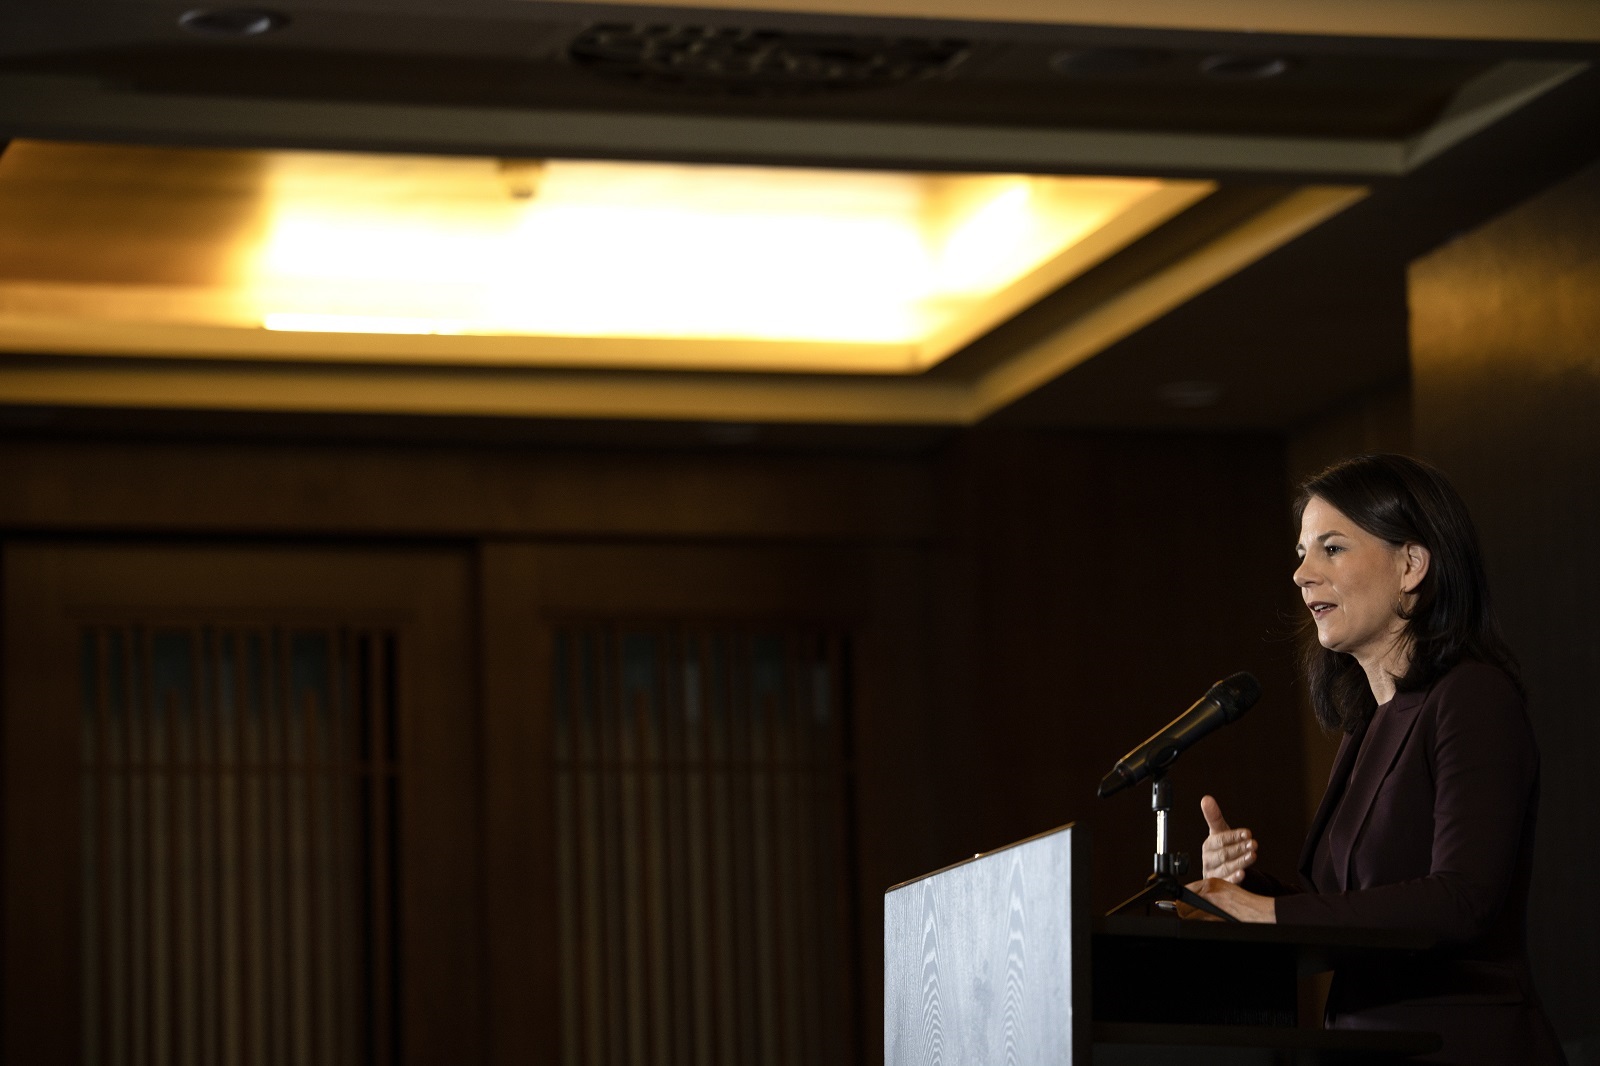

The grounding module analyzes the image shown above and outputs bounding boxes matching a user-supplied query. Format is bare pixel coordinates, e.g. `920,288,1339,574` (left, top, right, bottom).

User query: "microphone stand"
1106,772,1238,921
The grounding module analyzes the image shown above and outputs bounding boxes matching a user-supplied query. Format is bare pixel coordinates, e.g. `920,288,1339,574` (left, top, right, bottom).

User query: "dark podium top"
1095,912,1440,1063
885,824,1441,1065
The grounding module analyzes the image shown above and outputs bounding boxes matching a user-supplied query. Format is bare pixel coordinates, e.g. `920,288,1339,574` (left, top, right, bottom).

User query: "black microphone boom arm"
1097,670,1263,922
1097,671,1261,798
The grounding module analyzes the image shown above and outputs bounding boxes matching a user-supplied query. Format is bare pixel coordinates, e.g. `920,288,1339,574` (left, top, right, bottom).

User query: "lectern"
886,824,1441,1065
885,824,1092,1064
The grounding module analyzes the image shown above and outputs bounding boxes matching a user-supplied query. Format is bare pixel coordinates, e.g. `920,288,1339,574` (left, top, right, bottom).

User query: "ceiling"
1,0,1598,441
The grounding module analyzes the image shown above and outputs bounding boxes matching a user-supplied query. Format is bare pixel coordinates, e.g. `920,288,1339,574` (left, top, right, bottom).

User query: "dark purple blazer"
1252,660,1564,1065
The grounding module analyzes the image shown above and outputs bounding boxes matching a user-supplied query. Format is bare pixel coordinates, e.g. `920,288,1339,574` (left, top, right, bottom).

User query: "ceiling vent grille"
568,23,970,95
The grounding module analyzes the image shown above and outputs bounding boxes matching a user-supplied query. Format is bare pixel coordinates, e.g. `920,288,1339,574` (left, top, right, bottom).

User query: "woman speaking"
1187,454,1564,1065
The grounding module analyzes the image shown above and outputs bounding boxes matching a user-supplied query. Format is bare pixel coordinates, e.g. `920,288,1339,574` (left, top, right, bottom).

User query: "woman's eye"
1324,544,1343,556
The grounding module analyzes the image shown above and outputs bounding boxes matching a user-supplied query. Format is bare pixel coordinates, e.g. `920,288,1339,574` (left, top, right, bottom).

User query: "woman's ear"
1400,542,1432,593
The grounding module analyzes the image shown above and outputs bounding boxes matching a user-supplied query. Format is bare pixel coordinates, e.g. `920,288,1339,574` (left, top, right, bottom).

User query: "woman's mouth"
1308,601,1335,618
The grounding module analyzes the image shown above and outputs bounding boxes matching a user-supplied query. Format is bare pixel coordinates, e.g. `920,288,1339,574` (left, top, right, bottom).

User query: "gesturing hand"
1200,794,1258,884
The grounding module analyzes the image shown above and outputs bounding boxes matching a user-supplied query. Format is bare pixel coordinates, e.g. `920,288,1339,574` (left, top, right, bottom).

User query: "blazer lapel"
1297,719,1366,882
1325,691,1427,890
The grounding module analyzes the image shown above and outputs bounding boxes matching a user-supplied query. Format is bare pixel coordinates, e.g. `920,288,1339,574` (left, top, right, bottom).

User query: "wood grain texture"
1409,155,1600,1048
884,825,1084,1066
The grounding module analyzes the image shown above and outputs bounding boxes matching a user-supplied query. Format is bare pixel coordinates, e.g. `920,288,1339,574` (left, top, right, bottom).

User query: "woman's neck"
1358,636,1412,706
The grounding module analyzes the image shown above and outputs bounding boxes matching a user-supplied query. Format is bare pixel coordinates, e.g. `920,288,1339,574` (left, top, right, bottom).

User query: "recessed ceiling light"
243,152,1190,361
1158,380,1225,409
0,141,1226,380
178,8,291,37
1198,54,1293,80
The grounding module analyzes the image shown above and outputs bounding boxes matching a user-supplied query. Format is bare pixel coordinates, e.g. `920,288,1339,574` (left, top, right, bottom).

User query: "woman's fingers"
1199,796,1256,880
1219,834,1257,877
1200,822,1257,881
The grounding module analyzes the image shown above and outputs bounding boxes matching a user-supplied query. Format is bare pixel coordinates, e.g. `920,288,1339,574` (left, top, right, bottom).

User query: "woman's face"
1294,496,1427,669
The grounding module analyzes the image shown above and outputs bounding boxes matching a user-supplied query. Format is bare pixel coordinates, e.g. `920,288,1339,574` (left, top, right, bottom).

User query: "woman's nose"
1294,557,1316,587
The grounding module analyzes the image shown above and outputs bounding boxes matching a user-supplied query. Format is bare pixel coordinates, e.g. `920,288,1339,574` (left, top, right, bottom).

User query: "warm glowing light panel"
0,142,1212,373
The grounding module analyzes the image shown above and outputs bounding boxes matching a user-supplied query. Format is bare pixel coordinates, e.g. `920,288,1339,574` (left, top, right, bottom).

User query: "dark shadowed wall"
0,422,1306,1063
1409,157,1600,1055
930,429,1308,913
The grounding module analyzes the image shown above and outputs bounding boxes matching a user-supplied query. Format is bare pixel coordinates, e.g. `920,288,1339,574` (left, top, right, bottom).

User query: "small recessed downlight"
1198,54,1293,80
178,8,290,37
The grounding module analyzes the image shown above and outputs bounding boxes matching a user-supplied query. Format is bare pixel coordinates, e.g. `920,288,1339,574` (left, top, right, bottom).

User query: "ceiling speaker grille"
568,23,969,95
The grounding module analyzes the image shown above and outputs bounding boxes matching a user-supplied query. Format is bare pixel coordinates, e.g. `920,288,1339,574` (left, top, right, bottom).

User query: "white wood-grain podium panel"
885,824,1090,1065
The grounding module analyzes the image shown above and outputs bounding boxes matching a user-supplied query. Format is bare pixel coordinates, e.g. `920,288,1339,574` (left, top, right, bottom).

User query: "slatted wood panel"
552,626,858,1066
77,624,400,1066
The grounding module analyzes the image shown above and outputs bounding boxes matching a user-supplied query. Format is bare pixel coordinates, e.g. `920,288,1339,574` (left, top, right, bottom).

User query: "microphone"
1096,672,1261,799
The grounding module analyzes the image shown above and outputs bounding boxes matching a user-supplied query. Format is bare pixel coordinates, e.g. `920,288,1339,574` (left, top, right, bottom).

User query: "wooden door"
481,542,936,1066
2,542,481,1066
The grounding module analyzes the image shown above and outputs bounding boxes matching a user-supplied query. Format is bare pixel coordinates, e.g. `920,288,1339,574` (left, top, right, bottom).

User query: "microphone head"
1208,671,1262,722
1097,768,1131,799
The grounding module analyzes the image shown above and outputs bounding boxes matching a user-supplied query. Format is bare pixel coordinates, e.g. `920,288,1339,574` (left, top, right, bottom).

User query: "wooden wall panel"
1,544,484,1066
928,429,1306,918
477,542,939,1066
1,547,80,1064
477,545,560,1066
0,426,1308,1064
1410,156,1600,1051
0,439,935,541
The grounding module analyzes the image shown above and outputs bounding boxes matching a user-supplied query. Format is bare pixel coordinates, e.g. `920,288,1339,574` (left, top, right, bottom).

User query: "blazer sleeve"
1274,665,1538,943
1240,867,1301,898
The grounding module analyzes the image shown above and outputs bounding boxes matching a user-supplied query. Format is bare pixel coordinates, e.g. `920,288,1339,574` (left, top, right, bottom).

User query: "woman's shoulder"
1427,658,1522,707
1419,659,1531,742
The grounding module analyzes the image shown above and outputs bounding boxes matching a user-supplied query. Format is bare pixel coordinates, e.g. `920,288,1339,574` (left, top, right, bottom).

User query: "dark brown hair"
1295,453,1520,732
